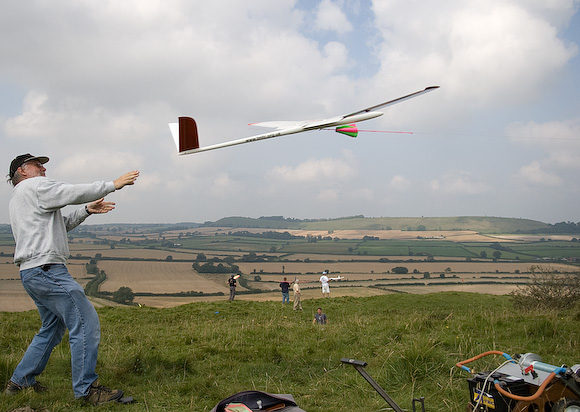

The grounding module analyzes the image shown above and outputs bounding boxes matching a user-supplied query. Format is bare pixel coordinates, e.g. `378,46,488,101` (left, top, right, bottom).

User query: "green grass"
356,239,476,257
292,216,549,232
508,241,580,259
2,292,580,411
169,236,580,260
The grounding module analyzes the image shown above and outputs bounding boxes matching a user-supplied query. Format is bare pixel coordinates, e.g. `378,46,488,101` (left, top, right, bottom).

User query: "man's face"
317,308,322,314
20,160,46,178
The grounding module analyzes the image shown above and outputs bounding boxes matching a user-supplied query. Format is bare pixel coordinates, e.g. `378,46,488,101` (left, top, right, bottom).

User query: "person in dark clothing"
280,277,291,304
228,274,237,300
313,307,328,325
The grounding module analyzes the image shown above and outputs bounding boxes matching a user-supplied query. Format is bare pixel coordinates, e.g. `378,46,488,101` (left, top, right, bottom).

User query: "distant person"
319,270,330,298
292,279,303,311
5,153,138,405
313,307,328,325
228,274,237,300
279,277,291,304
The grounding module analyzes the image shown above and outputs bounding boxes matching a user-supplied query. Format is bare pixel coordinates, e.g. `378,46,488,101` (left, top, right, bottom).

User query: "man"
312,307,328,325
5,153,139,405
292,279,302,311
279,277,290,304
228,274,237,300
319,270,330,298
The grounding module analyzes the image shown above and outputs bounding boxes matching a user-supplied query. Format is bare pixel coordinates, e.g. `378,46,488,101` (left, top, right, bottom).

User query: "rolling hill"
207,215,552,233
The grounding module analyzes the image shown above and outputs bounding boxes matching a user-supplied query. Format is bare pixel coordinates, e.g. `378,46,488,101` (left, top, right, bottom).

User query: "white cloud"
548,150,580,170
507,118,580,188
322,41,349,72
389,175,410,191
5,91,152,146
370,0,578,111
1,0,579,224
266,150,357,184
506,119,580,148
209,173,242,199
430,171,492,195
315,187,341,202
515,161,564,186
352,187,375,202
314,0,353,34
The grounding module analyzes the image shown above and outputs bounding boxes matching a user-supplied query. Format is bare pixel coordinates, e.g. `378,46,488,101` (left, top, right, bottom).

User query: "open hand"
114,170,139,190
87,198,116,214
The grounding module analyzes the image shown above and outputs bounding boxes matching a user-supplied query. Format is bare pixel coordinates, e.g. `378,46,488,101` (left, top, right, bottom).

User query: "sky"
1,0,579,225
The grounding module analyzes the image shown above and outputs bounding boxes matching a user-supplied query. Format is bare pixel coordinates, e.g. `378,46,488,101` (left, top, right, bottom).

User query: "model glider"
169,86,439,155
329,276,344,281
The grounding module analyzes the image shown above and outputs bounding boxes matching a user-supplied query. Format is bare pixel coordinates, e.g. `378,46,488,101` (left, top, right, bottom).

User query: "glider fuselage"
170,86,439,155
178,111,384,155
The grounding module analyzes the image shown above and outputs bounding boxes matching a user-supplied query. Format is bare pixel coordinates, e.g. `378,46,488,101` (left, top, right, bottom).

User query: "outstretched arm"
114,170,140,190
86,198,115,214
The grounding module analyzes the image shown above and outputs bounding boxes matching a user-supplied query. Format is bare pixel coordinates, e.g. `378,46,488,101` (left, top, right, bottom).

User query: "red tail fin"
179,117,200,152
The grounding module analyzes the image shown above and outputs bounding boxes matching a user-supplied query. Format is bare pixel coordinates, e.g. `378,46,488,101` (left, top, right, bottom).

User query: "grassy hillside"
210,216,550,233
1,292,579,411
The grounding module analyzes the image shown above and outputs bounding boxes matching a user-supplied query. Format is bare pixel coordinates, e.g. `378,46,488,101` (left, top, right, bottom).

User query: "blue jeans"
282,292,289,303
11,264,100,398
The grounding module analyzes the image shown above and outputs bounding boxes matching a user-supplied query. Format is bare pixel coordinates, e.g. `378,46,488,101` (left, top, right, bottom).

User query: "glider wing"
169,86,439,155
342,85,440,118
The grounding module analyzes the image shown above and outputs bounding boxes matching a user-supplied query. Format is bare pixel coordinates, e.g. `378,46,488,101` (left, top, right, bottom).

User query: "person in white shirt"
319,271,330,298
292,279,303,311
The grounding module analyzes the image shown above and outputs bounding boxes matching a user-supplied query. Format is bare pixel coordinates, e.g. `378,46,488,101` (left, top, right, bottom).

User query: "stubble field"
1,228,579,311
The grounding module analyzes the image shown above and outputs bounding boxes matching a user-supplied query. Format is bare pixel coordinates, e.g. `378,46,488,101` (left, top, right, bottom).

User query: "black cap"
9,154,49,178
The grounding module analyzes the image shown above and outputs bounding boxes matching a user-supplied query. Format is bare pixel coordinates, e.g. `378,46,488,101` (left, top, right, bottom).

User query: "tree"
511,266,580,310
242,252,258,262
86,262,99,275
112,287,135,305
223,256,236,265
392,266,409,274
480,251,488,259
492,251,502,261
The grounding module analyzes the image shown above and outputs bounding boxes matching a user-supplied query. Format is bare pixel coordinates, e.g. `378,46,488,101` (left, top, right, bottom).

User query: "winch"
342,351,580,412
457,351,580,412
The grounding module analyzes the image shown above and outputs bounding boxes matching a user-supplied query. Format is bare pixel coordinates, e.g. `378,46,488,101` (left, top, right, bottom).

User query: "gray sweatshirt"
9,176,116,270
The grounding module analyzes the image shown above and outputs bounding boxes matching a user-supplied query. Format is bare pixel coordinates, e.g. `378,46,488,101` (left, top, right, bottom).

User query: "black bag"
210,390,307,412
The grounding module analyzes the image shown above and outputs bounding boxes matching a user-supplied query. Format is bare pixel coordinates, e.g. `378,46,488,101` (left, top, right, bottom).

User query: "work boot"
4,380,48,395
83,379,123,405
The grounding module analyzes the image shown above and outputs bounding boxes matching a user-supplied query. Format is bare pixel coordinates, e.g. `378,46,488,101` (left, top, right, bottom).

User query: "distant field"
97,261,234,294
70,246,200,260
235,260,576,275
0,261,87,280
68,242,245,260
1,223,579,312
0,262,90,312
3,255,561,311
157,228,528,242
